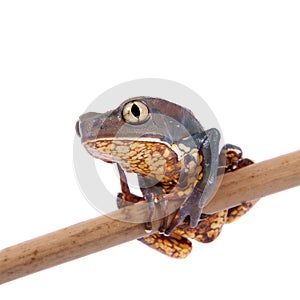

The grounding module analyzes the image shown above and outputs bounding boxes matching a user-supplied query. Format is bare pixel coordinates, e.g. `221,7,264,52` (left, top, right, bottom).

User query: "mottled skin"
120,145,258,258
76,97,258,258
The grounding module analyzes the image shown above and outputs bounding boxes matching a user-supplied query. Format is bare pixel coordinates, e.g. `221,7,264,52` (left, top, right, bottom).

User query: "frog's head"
76,97,203,167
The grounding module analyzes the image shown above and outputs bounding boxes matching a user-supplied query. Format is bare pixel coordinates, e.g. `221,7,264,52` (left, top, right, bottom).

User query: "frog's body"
77,97,258,258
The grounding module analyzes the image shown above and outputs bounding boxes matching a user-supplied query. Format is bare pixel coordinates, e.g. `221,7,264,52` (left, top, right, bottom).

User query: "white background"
1,1,300,299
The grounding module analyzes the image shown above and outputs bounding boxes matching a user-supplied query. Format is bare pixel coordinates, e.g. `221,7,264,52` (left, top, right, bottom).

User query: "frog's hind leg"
174,210,227,243
165,128,221,234
221,144,260,224
139,233,192,259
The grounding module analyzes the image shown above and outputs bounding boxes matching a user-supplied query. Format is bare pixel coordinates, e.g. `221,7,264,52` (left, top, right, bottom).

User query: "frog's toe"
158,216,168,234
143,194,156,233
189,207,202,228
144,222,153,233
164,210,183,235
165,204,201,235
116,192,124,208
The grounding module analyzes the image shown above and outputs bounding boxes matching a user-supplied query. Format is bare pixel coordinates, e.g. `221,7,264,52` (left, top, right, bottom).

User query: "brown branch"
1,150,300,284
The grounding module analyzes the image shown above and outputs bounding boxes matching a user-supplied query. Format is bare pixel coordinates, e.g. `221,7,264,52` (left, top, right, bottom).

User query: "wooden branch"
1,150,300,284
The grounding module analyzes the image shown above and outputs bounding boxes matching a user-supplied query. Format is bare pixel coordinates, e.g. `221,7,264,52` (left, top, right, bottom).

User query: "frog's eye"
122,101,150,124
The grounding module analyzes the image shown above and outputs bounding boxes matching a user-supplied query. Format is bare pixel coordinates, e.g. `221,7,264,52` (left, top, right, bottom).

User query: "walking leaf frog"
76,97,258,258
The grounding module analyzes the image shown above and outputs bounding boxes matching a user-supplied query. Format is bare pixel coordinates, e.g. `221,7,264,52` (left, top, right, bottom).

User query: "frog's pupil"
131,104,140,118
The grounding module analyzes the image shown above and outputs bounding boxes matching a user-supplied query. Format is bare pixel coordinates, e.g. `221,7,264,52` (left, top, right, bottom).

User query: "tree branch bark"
1,150,300,284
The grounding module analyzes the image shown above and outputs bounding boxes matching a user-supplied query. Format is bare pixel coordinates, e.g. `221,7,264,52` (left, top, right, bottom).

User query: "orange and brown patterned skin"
84,139,186,194
140,233,192,259
123,146,258,258
76,97,258,258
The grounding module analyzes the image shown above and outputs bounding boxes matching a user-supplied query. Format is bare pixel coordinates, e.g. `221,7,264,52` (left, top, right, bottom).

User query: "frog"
76,96,258,258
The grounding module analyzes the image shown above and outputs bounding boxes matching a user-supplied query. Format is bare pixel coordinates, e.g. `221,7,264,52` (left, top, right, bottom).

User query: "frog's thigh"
138,233,192,259
175,210,227,243
226,199,259,224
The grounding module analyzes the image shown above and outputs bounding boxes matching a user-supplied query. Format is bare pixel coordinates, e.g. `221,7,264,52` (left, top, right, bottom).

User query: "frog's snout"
76,112,105,141
75,120,81,137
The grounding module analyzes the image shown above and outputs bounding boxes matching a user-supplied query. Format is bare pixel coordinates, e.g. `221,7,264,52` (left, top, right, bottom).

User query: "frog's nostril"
75,120,81,137
77,111,105,140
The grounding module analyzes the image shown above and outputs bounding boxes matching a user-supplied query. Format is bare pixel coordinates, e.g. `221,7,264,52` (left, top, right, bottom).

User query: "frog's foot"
156,198,169,233
221,143,253,172
226,199,259,224
164,189,203,235
116,191,155,233
143,192,156,233
222,144,260,224
116,163,144,208
174,210,227,243
138,232,192,258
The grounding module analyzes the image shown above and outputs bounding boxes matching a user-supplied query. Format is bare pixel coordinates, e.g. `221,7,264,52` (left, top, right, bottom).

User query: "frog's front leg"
166,128,221,234
116,164,143,208
116,164,192,258
138,175,165,232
